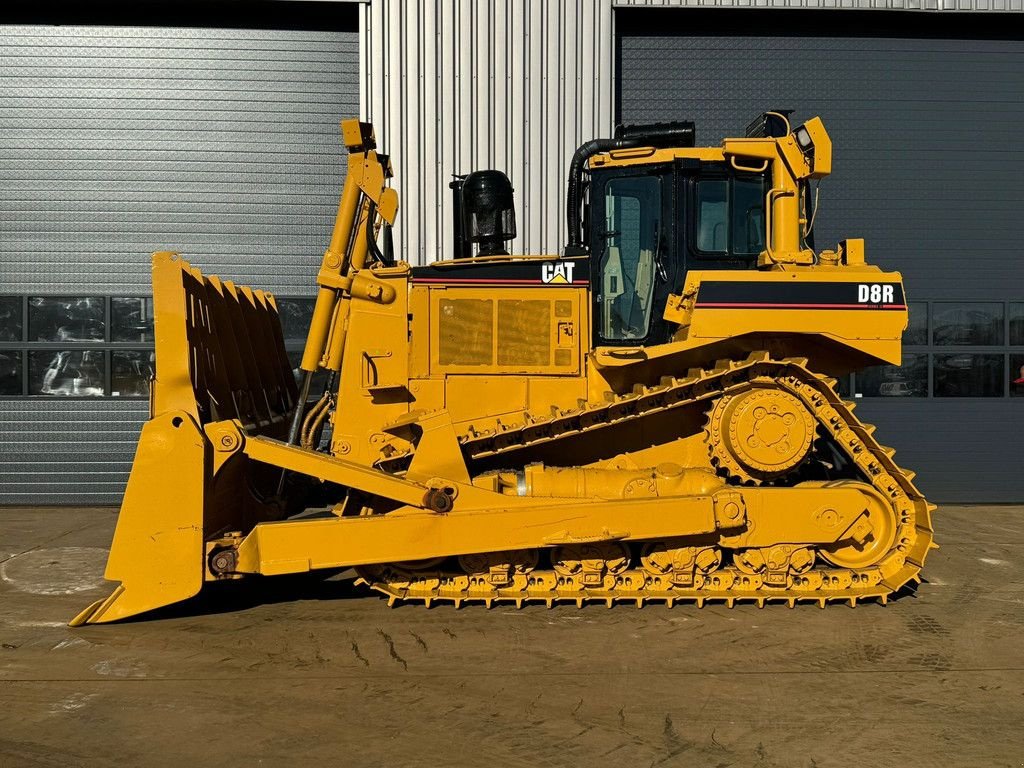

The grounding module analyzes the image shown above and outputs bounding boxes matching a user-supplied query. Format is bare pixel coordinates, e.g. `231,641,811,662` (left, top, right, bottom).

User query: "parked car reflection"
854,353,927,397
933,353,1003,397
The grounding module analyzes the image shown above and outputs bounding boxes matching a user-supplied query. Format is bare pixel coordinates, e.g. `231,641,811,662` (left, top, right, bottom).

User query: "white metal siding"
360,0,1022,268
360,0,615,264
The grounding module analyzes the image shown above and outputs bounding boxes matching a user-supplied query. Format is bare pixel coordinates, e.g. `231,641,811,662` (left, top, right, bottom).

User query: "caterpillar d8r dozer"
72,113,936,626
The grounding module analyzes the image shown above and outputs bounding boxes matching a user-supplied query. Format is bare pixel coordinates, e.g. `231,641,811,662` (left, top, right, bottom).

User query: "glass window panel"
904,302,928,346
696,180,728,253
0,296,22,342
287,351,330,399
111,350,155,397
1011,354,1024,398
732,178,766,256
601,175,662,341
276,298,316,342
111,297,155,343
29,297,105,342
933,353,1004,397
28,350,106,396
932,302,1003,346
0,350,22,395
855,353,927,397
1010,302,1024,346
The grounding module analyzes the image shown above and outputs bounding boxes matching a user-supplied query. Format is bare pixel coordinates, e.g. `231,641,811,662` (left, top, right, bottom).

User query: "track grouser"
72,112,936,625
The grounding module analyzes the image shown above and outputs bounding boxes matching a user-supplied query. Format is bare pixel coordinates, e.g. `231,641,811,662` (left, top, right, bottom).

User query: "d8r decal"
858,284,895,304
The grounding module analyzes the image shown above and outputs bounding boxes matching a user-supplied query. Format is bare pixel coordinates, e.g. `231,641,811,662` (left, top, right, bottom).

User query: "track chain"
357,353,936,608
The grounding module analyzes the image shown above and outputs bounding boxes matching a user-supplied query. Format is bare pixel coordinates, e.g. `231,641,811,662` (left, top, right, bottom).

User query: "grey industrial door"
0,19,359,504
618,18,1024,502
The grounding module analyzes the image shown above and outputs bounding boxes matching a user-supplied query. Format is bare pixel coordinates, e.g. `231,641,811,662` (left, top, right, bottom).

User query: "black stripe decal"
411,257,590,284
695,280,906,310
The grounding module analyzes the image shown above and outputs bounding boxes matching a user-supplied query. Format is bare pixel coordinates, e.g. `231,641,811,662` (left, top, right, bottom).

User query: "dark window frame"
853,299,1024,400
689,167,768,263
0,293,313,399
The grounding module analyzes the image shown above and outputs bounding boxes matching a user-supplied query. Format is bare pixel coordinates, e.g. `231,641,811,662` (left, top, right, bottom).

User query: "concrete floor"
0,506,1021,768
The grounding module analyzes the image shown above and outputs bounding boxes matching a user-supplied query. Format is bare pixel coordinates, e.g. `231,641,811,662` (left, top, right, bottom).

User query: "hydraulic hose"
366,200,394,267
300,392,331,450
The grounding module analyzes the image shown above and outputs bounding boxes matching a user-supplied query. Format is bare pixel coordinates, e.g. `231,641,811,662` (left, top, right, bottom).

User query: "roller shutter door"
618,24,1024,501
0,21,359,504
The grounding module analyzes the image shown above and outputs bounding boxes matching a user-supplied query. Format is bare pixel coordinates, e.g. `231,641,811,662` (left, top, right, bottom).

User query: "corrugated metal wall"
1,25,359,296
0,401,149,502
0,22,359,504
617,26,1024,501
616,0,1023,11
360,0,615,264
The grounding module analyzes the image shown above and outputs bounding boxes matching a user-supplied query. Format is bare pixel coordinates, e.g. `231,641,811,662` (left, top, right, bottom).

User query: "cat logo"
541,262,575,284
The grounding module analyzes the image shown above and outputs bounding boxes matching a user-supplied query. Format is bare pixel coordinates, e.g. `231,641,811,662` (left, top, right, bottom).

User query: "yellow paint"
75,116,933,624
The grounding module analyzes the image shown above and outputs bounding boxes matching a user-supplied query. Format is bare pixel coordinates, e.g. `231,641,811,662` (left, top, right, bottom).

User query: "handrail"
763,186,796,265
729,156,769,174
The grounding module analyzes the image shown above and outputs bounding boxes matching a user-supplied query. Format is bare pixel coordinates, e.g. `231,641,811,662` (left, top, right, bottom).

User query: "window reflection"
697,180,728,252
0,297,22,342
732,178,766,256
0,350,21,395
1011,355,1024,398
932,303,1003,346
29,297,104,342
933,354,1004,397
4,295,322,398
111,297,155,343
855,353,927,397
904,302,928,346
601,175,662,341
695,177,766,256
28,350,106,396
276,298,316,342
1010,303,1024,346
112,350,155,397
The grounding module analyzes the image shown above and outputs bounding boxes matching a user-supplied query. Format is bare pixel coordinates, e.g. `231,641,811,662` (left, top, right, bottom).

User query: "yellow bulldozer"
72,112,935,625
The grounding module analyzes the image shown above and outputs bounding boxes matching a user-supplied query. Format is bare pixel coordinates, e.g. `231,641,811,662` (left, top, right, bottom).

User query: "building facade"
1,0,1022,504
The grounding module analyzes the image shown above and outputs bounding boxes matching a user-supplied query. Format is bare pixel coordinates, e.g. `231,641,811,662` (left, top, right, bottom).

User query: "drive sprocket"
705,386,816,483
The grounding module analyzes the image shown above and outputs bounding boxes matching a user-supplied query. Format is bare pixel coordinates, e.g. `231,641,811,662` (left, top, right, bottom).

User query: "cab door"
591,166,677,347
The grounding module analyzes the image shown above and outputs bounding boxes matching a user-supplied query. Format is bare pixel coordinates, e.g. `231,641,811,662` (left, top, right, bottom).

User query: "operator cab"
584,160,768,346
428,113,822,351
569,113,805,348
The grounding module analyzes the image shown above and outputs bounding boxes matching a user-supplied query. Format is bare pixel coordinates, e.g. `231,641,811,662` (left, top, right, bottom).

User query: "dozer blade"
70,412,206,626
72,252,299,625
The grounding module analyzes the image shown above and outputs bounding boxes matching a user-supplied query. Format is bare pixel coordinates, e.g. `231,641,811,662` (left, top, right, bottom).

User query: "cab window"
600,175,661,341
695,176,766,257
